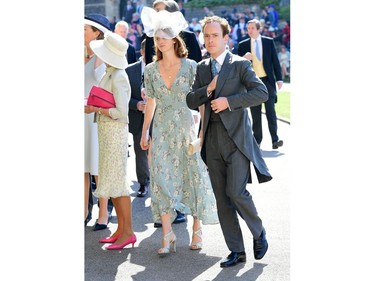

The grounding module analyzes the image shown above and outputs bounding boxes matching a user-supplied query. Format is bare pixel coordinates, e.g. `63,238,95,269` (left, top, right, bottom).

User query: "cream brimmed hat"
90,33,129,69
141,6,187,39
84,14,111,35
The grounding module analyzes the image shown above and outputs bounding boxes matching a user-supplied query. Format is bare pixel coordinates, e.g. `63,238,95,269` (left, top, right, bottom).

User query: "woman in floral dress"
140,8,218,257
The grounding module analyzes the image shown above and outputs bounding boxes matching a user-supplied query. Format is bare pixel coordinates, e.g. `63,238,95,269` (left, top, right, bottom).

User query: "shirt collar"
212,50,228,66
252,35,261,43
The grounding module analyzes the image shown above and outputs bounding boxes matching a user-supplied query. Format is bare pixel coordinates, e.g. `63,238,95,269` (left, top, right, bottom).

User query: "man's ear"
224,34,229,44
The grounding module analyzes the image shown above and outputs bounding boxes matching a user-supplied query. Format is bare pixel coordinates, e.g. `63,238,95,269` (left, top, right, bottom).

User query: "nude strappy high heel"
190,227,203,250
158,230,176,257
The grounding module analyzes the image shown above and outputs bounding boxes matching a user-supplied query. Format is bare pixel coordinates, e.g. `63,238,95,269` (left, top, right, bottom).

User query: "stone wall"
85,0,152,19
85,0,106,16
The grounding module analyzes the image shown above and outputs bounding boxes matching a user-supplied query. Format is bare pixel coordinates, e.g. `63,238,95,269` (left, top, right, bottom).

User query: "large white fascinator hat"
141,6,188,39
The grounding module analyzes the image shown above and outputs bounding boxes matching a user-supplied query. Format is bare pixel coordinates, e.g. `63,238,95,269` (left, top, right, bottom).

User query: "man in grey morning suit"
186,16,272,268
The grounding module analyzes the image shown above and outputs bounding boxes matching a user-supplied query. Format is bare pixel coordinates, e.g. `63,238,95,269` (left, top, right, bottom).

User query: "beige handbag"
188,138,201,155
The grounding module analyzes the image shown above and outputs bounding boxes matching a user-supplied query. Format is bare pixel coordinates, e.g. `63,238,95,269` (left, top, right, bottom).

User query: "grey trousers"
205,120,263,252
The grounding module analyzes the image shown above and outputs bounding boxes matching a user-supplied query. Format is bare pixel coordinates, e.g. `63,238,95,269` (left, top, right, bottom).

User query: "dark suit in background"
114,21,137,65
125,60,150,192
179,29,202,63
238,35,283,147
126,39,137,64
186,51,272,256
122,0,135,23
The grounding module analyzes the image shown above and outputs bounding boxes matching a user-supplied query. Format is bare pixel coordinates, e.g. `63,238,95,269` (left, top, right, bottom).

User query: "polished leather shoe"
137,184,148,197
154,211,186,228
253,228,268,260
93,222,108,231
84,211,92,226
154,222,162,228
220,251,246,268
272,140,284,149
173,211,187,224
93,214,111,231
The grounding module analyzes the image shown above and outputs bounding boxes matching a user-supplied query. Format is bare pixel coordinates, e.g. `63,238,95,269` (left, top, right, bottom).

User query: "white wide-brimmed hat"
84,14,111,35
90,33,129,69
141,6,187,39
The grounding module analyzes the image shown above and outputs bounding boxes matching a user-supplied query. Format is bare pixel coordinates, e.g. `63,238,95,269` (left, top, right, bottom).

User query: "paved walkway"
85,110,290,281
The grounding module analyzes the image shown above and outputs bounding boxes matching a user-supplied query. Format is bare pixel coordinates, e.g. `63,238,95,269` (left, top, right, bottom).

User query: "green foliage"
185,0,250,8
185,0,278,9
278,5,290,22
185,1,289,21
258,0,277,6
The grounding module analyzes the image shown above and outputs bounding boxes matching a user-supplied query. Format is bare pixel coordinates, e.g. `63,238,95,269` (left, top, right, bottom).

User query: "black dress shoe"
137,184,148,197
154,222,162,228
173,210,186,224
84,212,92,226
253,228,268,260
154,210,186,227
220,251,246,268
93,216,111,231
90,175,97,191
272,140,283,149
93,222,107,231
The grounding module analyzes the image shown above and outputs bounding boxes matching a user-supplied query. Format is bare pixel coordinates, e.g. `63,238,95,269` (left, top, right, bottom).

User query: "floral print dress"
144,58,218,225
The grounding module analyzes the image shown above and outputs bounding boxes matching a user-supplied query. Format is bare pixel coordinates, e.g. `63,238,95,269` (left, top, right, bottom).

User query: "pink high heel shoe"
106,234,137,250
99,234,121,243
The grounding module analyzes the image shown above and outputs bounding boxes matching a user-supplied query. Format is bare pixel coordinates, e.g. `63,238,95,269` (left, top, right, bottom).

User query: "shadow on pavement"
85,180,223,281
261,150,285,158
213,262,268,281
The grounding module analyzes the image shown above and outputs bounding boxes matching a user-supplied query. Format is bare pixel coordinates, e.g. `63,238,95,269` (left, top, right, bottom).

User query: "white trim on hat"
84,19,110,35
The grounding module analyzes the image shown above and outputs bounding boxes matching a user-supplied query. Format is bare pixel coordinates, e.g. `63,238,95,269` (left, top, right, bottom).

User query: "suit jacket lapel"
136,61,142,80
215,53,231,97
135,61,143,89
202,59,213,86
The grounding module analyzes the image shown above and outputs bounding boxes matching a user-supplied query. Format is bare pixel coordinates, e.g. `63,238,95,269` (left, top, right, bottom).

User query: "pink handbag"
87,86,116,109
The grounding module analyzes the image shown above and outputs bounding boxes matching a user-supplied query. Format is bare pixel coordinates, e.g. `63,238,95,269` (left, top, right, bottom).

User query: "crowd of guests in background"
108,0,290,79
